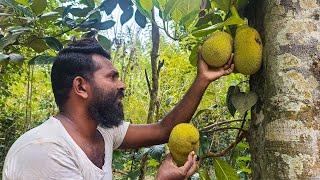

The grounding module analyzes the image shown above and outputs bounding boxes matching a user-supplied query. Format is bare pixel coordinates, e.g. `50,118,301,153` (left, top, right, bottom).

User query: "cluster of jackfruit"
168,123,200,166
200,25,263,75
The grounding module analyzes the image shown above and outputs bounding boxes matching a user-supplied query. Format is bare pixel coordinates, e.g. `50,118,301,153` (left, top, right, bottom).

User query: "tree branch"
200,131,247,160
237,111,248,139
145,69,151,95
201,127,245,134
200,119,243,132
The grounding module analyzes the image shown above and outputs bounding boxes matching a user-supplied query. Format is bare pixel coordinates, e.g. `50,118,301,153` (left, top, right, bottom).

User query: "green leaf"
95,20,115,30
171,0,201,23
148,144,165,161
39,12,60,22
31,0,47,15
163,0,180,20
69,8,91,17
140,0,153,11
15,0,28,5
97,34,112,51
127,169,140,179
7,26,31,34
192,16,244,37
189,44,199,67
80,0,95,9
214,158,239,180
134,9,147,28
226,86,237,117
8,53,24,63
0,13,12,17
28,55,55,65
212,0,231,12
236,142,249,150
236,156,251,162
134,0,152,20
156,0,167,10
119,0,133,11
45,37,63,51
0,34,20,51
199,134,210,157
100,0,118,15
179,10,200,27
199,168,211,180
79,19,98,29
0,53,9,64
120,6,134,25
231,90,258,116
28,36,49,53
147,158,160,167
195,12,223,28
16,4,34,17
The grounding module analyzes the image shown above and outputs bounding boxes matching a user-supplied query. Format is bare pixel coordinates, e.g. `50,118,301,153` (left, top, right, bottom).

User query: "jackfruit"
201,30,233,68
168,123,200,167
234,25,262,75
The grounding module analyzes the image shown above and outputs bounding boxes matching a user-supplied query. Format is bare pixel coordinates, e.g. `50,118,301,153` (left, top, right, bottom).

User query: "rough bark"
147,8,160,124
248,0,320,179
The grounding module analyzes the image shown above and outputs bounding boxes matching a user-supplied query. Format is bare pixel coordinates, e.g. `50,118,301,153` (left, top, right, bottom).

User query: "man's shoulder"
6,117,67,157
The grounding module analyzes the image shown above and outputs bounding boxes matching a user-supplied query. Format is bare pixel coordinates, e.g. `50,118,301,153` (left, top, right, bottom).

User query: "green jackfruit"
168,123,200,167
234,25,262,75
201,30,233,68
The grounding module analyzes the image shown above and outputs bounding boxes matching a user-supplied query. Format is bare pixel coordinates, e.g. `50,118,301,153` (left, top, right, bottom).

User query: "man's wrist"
195,74,210,89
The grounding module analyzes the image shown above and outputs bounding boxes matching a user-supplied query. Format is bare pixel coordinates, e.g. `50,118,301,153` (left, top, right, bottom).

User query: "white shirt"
2,117,130,180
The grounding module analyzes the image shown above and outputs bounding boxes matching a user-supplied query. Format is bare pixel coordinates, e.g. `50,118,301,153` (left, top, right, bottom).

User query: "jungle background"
1,0,319,179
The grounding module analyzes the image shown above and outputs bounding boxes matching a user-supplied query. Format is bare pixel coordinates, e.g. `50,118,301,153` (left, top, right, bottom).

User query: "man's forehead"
91,54,115,71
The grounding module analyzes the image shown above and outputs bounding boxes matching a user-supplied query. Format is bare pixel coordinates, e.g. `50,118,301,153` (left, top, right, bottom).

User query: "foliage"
0,0,256,179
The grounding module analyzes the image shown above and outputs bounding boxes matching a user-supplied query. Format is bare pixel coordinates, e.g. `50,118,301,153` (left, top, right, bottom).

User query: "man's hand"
156,151,198,180
197,47,234,85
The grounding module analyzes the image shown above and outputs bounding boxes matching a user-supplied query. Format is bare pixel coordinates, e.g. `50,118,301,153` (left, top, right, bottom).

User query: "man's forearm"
159,76,210,139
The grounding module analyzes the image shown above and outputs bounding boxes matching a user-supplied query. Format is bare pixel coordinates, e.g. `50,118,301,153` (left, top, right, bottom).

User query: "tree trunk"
248,0,320,179
147,8,160,124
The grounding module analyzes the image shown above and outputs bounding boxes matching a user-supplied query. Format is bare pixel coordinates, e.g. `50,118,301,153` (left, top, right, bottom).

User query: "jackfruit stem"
230,5,240,19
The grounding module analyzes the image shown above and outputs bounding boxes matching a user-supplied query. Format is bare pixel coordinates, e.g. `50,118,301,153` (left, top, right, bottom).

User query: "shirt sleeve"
112,121,130,149
3,141,83,180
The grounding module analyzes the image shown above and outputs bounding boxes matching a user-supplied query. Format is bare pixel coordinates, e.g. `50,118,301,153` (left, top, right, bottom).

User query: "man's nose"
118,80,126,90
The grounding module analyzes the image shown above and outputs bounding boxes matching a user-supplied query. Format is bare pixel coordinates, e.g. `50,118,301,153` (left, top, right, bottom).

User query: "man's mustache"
117,90,125,98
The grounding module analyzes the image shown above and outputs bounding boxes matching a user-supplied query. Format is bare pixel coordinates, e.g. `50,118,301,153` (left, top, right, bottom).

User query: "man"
2,38,234,179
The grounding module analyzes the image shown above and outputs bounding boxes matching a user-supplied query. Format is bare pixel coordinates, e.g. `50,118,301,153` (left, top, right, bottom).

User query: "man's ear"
72,76,90,99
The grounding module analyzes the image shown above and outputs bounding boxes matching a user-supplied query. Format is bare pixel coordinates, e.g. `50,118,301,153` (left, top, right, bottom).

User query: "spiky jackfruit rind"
168,123,200,167
234,25,263,75
201,31,233,68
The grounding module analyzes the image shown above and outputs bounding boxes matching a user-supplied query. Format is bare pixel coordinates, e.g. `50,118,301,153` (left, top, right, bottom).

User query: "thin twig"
162,19,179,41
237,111,248,139
200,131,247,160
201,127,244,134
200,119,243,132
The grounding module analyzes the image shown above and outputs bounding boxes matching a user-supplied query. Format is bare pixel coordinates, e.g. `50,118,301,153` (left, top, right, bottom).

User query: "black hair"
51,38,111,110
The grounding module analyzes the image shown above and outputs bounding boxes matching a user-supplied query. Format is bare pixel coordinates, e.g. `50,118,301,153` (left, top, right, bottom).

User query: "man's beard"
88,85,124,128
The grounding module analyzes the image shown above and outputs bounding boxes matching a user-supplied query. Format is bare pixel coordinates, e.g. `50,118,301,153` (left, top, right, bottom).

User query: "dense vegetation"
0,0,255,179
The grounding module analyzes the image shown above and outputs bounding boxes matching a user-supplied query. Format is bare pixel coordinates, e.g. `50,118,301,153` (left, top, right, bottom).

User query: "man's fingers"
223,54,234,70
165,153,173,160
180,151,195,175
186,155,198,177
224,64,234,75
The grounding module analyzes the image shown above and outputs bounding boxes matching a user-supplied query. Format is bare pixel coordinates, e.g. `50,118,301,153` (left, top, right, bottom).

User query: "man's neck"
55,112,99,141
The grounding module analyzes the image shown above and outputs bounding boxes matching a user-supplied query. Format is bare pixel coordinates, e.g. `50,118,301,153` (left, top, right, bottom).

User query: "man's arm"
120,53,234,149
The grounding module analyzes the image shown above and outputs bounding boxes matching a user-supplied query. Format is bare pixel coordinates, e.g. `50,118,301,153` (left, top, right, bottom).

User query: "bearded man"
2,38,234,179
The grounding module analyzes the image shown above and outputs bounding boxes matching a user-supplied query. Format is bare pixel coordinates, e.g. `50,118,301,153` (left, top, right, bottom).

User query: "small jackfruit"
201,31,233,68
168,123,200,166
234,25,262,75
